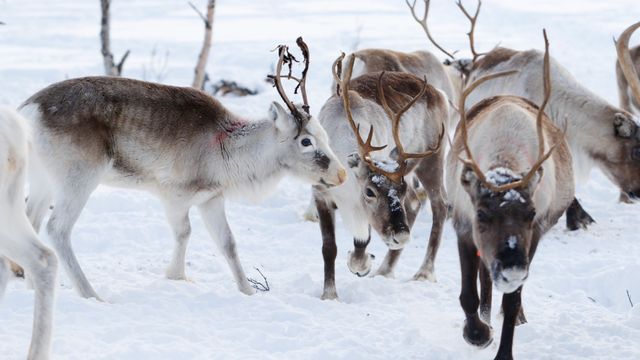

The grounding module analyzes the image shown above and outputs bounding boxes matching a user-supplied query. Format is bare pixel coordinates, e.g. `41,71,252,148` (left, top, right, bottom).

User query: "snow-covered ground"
1,0,640,359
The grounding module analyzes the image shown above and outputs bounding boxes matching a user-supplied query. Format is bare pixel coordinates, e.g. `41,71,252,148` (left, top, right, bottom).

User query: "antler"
267,36,311,137
333,53,444,184
377,72,445,183
333,53,388,163
456,0,485,62
459,29,558,193
616,22,640,107
405,0,456,60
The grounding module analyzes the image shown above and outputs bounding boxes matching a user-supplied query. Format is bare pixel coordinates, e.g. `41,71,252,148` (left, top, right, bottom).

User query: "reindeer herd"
1,1,639,359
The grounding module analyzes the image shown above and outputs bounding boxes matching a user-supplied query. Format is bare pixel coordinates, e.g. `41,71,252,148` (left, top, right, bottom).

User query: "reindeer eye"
526,209,536,222
301,138,312,147
632,146,640,161
365,188,376,198
477,210,490,223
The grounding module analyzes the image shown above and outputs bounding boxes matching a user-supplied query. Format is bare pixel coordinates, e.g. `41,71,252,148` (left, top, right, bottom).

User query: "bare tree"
190,0,216,89
100,0,130,76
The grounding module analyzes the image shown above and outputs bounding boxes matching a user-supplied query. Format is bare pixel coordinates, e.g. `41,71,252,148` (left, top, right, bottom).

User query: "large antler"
616,22,640,107
377,72,445,183
405,0,456,60
333,53,388,164
333,53,445,184
459,30,558,193
456,0,485,62
267,36,311,137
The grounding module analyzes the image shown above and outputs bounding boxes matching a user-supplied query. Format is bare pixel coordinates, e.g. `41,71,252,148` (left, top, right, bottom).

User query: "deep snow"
1,0,639,359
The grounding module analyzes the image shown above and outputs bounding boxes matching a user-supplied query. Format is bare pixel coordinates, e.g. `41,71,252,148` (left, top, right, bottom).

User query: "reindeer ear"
347,152,361,168
347,152,370,180
523,167,544,197
614,112,638,138
389,147,399,161
461,164,479,193
270,102,296,134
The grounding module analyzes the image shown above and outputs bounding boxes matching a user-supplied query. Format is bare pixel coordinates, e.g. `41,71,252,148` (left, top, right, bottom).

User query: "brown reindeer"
312,53,448,299
448,31,574,360
461,20,640,224
19,38,346,300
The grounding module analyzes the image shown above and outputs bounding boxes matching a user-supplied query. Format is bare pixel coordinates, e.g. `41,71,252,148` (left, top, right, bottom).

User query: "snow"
485,167,522,186
503,189,526,204
1,0,640,359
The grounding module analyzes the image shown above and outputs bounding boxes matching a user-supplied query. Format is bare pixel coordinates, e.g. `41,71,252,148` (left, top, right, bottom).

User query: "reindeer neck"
547,78,622,177
199,116,288,196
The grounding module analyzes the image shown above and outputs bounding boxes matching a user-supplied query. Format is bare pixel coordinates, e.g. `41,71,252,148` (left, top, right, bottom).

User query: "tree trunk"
100,0,129,76
191,0,216,89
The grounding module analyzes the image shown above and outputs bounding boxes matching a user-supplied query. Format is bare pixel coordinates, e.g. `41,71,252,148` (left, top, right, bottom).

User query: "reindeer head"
458,30,556,293
334,53,443,250
269,37,346,188
461,167,540,293
606,22,640,199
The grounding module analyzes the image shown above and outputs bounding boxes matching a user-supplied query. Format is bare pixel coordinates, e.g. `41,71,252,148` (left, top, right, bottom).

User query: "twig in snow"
627,289,634,308
247,267,270,292
587,296,597,303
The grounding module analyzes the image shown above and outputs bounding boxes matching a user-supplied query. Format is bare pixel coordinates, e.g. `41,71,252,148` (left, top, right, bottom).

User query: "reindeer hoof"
566,198,595,231
373,267,395,279
302,206,319,222
347,251,374,278
515,308,527,326
412,270,436,282
321,289,338,301
165,270,190,282
9,261,24,278
463,319,493,348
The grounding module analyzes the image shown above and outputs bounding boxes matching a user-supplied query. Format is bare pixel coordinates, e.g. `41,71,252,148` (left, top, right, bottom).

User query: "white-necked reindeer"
19,38,346,300
462,21,640,219
312,53,447,299
0,107,58,360
616,38,640,115
448,31,574,360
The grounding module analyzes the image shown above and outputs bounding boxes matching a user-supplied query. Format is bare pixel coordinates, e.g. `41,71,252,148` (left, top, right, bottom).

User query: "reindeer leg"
314,189,338,300
374,249,402,278
494,287,523,360
46,171,102,300
161,200,192,281
565,197,595,231
479,262,493,325
1,217,58,360
458,231,493,348
413,167,447,282
347,234,374,278
302,194,319,222
197,196,254,295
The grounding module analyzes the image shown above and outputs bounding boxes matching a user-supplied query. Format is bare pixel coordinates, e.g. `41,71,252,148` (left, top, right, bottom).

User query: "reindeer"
302,1,462,281
0,107,58,360
617,43,640,116
460,20,640,222
448,32,574,360
18,38,346,300
312,53,447,299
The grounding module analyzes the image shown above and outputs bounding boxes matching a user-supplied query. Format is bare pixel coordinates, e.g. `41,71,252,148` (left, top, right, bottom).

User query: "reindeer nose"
387,231,410,250
337,167,347,184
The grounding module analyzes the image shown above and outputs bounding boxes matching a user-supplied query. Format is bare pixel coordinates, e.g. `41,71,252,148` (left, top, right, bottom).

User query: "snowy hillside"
1,0,639,359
